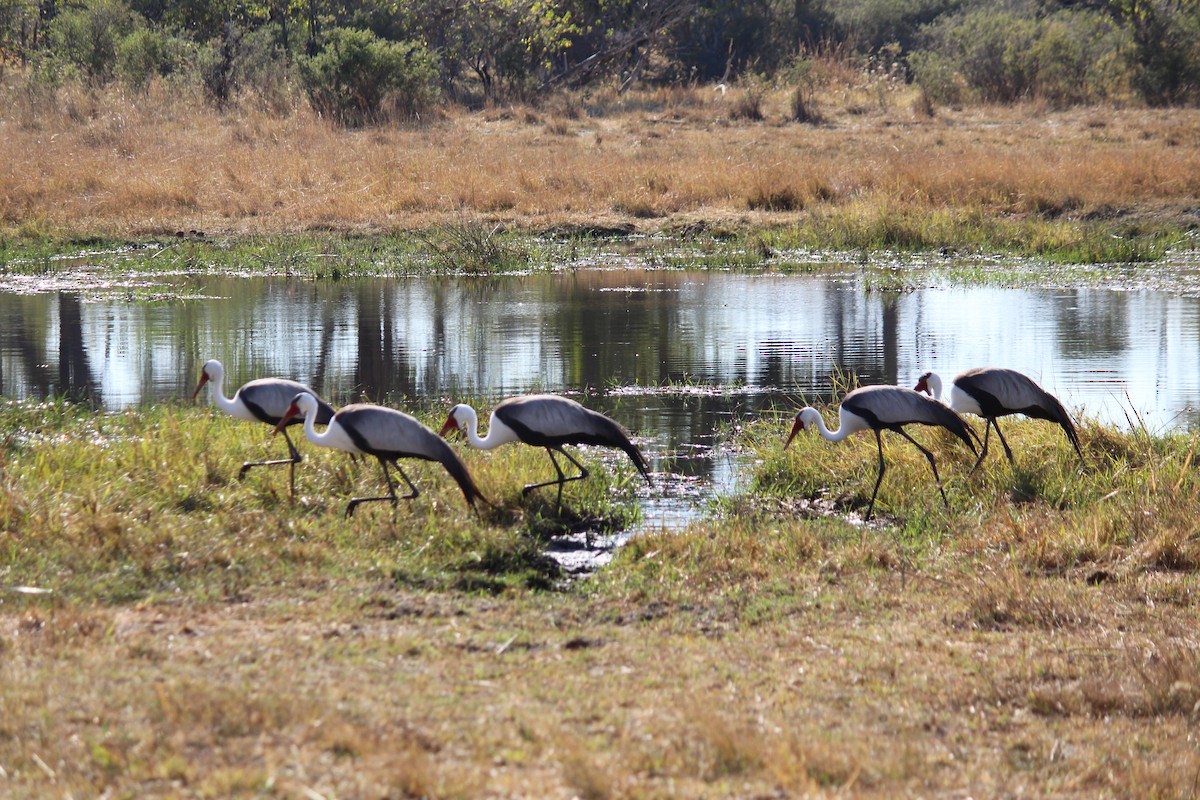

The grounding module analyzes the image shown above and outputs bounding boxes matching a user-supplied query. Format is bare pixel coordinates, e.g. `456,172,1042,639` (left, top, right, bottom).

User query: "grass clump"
0,399,642,602
415,220,532,274
745,402,1200,578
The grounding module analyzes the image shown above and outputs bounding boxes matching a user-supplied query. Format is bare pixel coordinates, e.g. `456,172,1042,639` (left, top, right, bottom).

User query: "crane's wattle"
273,402,302,434
784,416,804,448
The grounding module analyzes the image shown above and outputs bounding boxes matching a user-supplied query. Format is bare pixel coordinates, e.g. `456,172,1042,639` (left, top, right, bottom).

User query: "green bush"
1029,11,1127,107
116,28,191,90
912,7,1131,106
826,0,956,53
907,49,962,105
236,23,301,113
299,27,440,127
46,0,142,85
1128,2,1200,105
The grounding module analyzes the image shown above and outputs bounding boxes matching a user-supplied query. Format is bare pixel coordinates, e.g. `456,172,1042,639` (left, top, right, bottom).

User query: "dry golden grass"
3,83,1200,238
3,553,1198,798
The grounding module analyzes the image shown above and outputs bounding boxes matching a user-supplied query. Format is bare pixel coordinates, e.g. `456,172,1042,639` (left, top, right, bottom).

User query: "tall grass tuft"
416,219,531,274
747,404,1200,578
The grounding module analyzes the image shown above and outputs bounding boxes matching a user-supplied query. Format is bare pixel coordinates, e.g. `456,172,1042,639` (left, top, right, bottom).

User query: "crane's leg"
968,421,993,475
522,447,589,509
865,431,887,520
239,427,303,499
346,457,409,517
898,429,948,507
391,463,420,500
991,417,1016,464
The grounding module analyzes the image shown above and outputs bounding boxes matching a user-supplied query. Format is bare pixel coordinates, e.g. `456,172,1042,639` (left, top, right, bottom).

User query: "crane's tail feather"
1031,390,1083,459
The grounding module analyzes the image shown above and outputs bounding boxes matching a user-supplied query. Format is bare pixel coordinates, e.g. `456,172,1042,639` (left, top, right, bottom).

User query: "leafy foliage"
3,0,1200,120
299,26,439,126
912,6,1132,106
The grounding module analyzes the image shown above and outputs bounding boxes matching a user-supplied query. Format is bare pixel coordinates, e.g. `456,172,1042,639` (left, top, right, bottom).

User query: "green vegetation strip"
0,214,1190,285
0,401,642,603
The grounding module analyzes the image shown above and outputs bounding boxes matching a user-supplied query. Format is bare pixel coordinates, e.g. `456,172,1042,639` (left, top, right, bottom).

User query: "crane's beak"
190,372,209,401
439,415,459,439
783,416,804,449
272,402,301,435
914,376,929,395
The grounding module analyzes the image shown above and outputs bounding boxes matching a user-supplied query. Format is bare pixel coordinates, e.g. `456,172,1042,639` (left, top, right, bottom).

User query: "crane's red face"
439,413,461,439
783,414,805,449
190,370,211,401
914,373,932,396
273,401,302,434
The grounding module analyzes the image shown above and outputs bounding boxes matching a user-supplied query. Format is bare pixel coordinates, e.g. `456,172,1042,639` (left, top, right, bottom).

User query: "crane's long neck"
812,412,857,443
926,375,943,402
299,400,339,448
799,406,864,443
461,407,516,450
208,375,240,416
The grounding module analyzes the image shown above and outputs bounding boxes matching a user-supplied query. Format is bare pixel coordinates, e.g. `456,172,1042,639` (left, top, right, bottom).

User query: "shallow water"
3,265,1200,537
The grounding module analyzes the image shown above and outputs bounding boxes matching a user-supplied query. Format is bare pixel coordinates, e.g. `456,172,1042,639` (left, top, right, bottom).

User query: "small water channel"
3,262,1200,558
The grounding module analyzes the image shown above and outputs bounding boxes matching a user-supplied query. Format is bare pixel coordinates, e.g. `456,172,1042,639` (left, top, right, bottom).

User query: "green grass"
4,398,1200,797
0,211,1191,286
0,400,644,603
739,405,1200,576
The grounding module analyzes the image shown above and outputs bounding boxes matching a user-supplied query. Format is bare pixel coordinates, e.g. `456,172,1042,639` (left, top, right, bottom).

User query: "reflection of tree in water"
815,285,901,391
1053,289,1129,358
58,293,97,402
2,297,55,399
0,293,95,403
310,284,346,402
553,272,687,389
353,280,421,402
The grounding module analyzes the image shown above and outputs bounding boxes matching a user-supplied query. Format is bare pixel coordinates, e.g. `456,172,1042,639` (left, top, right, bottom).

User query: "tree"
0,0,40,70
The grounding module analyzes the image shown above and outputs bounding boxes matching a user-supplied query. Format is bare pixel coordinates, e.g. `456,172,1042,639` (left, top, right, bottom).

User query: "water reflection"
3,270,1200,503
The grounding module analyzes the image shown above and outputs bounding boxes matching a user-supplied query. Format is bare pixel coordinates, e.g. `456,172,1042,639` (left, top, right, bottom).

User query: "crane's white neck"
294,394,336,447
801,407,856,443
451,404,517,450
275,392,335,447
917,372,943,402
198,361,238,415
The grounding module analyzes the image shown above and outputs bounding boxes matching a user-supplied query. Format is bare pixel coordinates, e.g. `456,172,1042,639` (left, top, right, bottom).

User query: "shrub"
116,28,190,91
1030,11,1128,107
46,0,142,85
825,0,956,53
912,7,1130,106
236,23,301,113
299,27,440,127
198,23,241,106
1128,2,1200,105
907,49,962,105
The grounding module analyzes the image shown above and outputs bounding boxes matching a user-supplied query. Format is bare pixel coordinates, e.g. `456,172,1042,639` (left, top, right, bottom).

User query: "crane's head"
439,404,472,439
191,359,223,401
784,407,821,449
273,392,316,434
913,371,942,400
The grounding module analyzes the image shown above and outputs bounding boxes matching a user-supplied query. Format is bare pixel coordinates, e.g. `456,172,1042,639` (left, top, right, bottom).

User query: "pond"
3,264,1200,540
